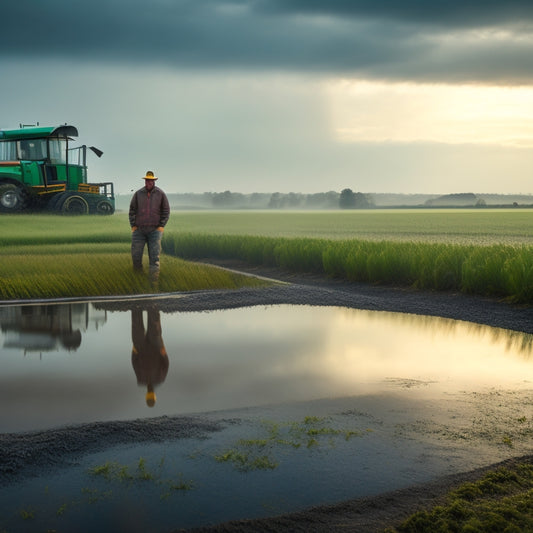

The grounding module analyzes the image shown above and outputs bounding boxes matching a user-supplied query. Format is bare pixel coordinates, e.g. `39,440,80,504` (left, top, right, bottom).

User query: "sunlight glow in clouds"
327,81,533,147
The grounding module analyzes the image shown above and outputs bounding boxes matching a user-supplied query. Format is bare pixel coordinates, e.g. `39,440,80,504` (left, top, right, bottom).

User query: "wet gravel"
104,261,533,335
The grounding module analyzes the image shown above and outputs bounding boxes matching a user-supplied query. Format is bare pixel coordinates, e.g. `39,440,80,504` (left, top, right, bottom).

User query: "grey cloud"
258,0,533,27
3,0,533,83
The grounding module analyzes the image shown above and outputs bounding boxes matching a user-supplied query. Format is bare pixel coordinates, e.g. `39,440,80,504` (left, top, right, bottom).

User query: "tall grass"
163,232,533,303
4,211,533,302
1,247,269,299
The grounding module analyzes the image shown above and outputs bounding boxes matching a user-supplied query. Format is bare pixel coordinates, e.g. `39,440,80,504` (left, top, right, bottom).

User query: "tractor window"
0,141,17,161
18,139,47,160
49,139,67,164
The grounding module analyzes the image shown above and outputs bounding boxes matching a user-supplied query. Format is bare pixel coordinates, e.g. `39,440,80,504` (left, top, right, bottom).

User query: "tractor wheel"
95,199,115,215
0,183,28,212
47,193,65,212
61,194,89,215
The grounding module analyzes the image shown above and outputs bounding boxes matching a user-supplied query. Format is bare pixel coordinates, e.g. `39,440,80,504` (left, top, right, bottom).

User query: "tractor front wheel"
0,183,28,212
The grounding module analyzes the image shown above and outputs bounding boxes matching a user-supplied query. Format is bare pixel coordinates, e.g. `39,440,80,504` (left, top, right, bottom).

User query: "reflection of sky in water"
0,303,531,433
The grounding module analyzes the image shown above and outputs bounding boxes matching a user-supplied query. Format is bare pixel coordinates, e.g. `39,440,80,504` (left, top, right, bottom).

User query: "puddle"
0,302,531,531
0,302,531,433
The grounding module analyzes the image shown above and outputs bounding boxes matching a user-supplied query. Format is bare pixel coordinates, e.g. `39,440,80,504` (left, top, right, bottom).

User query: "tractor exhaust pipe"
89,146,103,158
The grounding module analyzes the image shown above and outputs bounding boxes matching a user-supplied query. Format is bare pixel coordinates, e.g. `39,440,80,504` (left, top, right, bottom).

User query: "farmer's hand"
157,226,164,232
131,226,138,232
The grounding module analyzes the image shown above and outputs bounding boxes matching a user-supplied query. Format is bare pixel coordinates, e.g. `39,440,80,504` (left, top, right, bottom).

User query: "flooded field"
1,301,531,434
0,300,531,532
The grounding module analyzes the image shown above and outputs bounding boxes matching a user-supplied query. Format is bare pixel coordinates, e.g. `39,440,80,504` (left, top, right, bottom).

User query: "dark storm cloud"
4,0,533,82
260,0,533,27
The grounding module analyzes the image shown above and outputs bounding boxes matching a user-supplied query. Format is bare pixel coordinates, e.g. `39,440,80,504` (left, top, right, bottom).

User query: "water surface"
1,301,532,532
1,301,531,433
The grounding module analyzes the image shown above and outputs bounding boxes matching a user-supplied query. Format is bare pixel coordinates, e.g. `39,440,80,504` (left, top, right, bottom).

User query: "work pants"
131,228,163,282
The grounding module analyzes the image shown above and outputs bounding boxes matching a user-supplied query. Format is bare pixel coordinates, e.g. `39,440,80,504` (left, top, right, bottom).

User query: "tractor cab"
0,124,114,214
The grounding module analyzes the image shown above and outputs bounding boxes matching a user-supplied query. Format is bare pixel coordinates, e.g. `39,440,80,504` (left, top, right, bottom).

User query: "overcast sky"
2,0,533,195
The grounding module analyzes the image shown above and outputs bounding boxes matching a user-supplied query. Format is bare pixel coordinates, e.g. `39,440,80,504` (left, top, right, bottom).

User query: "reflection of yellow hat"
143,170,158,180
146,391,156,407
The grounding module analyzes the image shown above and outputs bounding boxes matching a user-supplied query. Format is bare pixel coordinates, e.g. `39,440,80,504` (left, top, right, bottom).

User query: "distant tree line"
339,188,373,209
115,190,533,211
206,189,374,209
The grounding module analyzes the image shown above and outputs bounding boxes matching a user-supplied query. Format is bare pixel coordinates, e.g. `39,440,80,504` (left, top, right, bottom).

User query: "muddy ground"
1,262,532,532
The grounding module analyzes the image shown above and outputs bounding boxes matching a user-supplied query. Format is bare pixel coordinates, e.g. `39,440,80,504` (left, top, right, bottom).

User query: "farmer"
131,307,169,407
129,170,170,285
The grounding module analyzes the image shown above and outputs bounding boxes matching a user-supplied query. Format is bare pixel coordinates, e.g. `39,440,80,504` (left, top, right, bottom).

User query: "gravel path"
147,261,533,335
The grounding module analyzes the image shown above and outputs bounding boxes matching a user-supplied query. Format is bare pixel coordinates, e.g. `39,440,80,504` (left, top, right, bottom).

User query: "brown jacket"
129,186,170,229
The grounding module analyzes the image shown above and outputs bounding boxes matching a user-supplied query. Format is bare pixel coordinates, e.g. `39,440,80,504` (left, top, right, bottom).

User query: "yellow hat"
146,391,156,407
143,170,158,180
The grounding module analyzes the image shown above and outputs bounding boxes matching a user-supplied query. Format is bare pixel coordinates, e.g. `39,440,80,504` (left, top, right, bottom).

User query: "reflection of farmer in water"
131,308,169,407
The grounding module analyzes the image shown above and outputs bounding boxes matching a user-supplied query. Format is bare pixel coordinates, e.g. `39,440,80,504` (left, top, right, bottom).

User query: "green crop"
3,210,533,302
0,214,270,299
160,209,533,245
163,232,533,303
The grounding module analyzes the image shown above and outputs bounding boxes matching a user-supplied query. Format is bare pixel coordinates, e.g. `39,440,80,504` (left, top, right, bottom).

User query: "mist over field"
115,191,533,211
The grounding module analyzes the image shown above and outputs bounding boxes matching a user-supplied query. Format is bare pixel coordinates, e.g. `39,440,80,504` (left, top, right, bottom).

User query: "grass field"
164,209,533,245
158,209,533,303
2,211,532,529
2,209,533,301
0,214,270,299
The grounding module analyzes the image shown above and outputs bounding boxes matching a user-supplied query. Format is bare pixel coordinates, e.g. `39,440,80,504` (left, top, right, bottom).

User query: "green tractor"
0,124,115,214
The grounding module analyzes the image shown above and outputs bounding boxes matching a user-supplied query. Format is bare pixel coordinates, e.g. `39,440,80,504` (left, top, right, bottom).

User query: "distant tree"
286,192,304,208
339,188,356,209
425,193,477,207
211,190,245,207
249,193,270,208
353,192,373,208
305,191,340,209
325,191,341,208
212,190,232,207
268,192,305,208
268,192,282,208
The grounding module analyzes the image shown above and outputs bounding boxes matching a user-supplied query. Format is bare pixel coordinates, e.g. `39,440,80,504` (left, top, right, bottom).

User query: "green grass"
0,214,270,299
88,457,195,502
213,416,364,472
162,209,533,245
2,210,533,246
3,210,533,301
0,246,268,299
388,462,533,533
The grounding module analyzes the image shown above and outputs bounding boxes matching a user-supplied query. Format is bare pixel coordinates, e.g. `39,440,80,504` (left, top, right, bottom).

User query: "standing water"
0,301,531,531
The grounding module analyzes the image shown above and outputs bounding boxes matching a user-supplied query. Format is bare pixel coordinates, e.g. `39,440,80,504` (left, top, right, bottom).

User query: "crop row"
3,210,533,246
163,233,533,303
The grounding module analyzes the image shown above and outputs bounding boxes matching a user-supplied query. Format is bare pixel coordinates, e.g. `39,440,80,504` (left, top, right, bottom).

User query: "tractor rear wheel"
61,194,89,215
0,183,28,212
